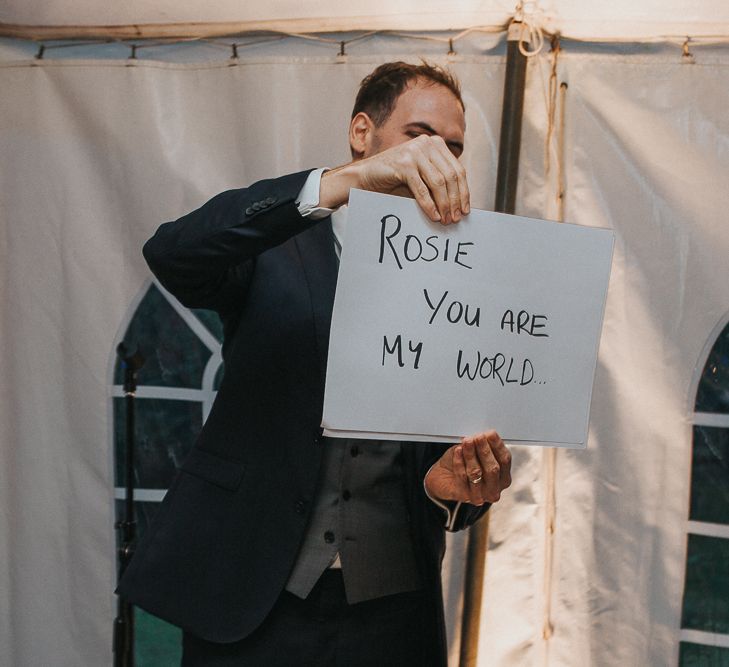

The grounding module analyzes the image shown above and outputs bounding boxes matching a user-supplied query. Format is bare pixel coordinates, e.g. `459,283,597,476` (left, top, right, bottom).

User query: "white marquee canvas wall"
0,39,728,665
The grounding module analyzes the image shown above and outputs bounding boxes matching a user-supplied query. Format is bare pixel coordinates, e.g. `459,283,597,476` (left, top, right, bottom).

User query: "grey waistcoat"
285,438,422,604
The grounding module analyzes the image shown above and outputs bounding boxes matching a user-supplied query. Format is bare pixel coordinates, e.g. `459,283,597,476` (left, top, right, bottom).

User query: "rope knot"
513,0,545,57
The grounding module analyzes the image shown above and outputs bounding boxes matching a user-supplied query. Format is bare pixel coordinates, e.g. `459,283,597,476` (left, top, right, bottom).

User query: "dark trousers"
181,570,429,666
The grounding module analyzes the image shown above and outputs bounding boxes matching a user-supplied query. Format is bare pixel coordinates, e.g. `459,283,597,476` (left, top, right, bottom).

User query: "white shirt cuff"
424,464,463,532
296,168,334,220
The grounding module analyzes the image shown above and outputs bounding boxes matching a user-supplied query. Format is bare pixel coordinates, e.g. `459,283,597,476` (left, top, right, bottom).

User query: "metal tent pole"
458,20,529,667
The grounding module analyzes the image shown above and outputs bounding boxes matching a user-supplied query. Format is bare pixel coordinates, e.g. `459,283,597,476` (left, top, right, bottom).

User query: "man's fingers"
474,431,512,499
469,433,502,503
405,136,469,225
412,141,455,225
425,140,470,222
437,435,510,506
405,172,441,222
452,445,475,502
486,432,512,490
422,153,460,224
461,439,486,506
359,136,469,224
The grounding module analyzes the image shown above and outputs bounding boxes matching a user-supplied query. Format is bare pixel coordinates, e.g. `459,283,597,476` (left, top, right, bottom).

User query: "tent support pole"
458,23,527,667
494,23,528,215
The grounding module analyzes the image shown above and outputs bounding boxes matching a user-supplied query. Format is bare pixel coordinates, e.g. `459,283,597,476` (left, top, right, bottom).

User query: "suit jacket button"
295,500,307,514
244,207,254,215
265,197,276,205
251,202,262,211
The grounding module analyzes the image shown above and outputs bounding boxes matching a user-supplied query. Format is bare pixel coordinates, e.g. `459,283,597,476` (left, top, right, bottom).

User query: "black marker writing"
382,334,423,369
423,288,481,327
456,350,537,386
378,214,475,270
500,309,549,337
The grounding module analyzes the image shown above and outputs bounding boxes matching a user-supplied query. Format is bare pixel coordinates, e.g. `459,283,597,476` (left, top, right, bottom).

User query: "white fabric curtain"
1,44,728,666
482,52,729,665
0,54,502,665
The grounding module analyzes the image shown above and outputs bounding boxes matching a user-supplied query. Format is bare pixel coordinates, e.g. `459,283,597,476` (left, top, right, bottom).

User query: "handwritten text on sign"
322,190,614,447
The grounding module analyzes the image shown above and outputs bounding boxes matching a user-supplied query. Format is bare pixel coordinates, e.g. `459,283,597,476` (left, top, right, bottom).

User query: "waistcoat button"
324,530,335,544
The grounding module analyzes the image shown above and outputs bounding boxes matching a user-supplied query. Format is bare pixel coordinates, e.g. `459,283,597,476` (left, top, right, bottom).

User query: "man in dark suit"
118,61,512,666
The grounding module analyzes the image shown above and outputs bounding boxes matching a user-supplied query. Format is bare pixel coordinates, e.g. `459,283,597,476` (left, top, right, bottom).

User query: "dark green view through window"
680,319,729,665
113,282,223,666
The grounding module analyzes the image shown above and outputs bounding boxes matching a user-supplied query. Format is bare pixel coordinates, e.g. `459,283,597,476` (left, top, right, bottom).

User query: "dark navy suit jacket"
117,169,487,665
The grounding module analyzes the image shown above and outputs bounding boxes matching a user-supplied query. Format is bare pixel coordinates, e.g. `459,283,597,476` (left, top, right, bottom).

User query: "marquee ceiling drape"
3,0,729,40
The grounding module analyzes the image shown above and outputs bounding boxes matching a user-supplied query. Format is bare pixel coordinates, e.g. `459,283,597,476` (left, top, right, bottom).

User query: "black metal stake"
113,343,144,667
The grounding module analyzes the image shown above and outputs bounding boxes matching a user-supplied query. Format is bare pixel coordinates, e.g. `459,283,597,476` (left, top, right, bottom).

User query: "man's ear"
349,112,375,159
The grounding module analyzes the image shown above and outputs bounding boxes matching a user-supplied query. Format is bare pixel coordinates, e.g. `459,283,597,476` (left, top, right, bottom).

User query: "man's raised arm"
320,135,470,226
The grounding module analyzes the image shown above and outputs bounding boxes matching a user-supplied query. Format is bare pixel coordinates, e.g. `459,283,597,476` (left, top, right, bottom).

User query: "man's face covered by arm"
319,74,469,227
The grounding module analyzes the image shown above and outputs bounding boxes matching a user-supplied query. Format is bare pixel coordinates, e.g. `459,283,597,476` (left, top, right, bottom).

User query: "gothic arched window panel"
111,280,223,665
680,319,729,664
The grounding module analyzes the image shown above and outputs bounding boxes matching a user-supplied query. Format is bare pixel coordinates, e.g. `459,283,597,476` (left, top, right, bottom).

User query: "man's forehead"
391,80,466,147
395,78,463,108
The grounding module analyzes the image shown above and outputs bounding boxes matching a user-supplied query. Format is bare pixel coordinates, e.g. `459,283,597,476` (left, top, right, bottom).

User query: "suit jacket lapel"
294,217,339,385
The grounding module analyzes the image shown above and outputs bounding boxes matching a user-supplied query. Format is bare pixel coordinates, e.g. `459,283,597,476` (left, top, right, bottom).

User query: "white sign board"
322,190,614,448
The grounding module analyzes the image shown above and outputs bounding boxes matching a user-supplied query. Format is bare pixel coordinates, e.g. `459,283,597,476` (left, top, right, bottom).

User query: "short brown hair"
351,61,464,126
